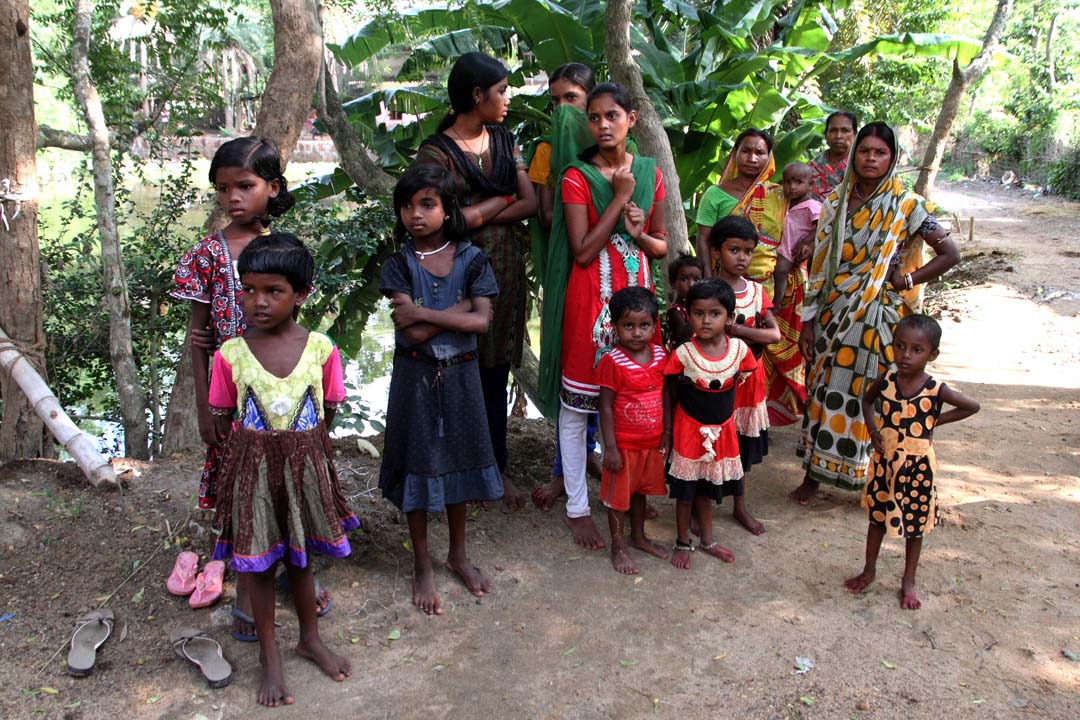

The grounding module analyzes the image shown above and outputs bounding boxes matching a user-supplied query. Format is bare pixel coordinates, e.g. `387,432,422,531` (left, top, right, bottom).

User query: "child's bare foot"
610,545,639,575
733,506,765,535
564,515,605,550
644,502,659,520
412,564,443,615
258,647,294,707
315,584,332,614
447,553,491,597
671,543,692,570
788,479,819,506
629,535,669,560
295,636,351,682
699,541,735,563
502,477,528,510
531,476,565,511
900,581,921,610
843,569,875,593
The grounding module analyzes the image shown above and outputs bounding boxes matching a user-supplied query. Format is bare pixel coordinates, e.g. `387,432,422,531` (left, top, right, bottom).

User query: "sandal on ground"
67,609,114,677
166,551,199,596
230,607,257,643
189,560,225,609
170,627,233,688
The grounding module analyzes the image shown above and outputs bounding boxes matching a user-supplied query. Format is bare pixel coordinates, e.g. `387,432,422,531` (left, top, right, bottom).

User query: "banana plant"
318,0,983,199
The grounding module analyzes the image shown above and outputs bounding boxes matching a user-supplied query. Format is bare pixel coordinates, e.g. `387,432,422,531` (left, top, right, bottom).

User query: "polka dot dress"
861,371,944,538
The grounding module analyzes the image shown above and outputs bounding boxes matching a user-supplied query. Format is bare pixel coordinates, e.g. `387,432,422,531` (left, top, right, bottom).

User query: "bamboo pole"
0,326,117,487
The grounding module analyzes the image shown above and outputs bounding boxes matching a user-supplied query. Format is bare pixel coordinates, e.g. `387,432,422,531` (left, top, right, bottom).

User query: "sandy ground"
1,180,1078,719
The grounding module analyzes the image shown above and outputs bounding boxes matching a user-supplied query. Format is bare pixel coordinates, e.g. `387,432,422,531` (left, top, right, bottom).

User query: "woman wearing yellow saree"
694,129,804,426
790,122,959,504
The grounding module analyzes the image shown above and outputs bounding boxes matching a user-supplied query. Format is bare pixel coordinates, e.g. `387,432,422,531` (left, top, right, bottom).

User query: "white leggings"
558,406,593,518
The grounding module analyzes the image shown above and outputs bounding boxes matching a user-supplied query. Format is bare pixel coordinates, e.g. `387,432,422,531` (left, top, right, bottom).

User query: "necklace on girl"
452,127,488,170
414,240,451,260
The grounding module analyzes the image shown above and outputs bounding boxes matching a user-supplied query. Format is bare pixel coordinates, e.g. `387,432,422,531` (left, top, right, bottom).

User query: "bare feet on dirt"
502,477,528,510
531,475,565,511
629,535,669,560
788,478,819,506
671,544,692,570
258,647,294,707
900,581,921,610
315,586,331,614
610,545,639,575
447,553,491,597
843,569,875,594
296,636,351,682
733,506,765,535
412,563,443,615
644,502,659,520
699,541,735,563
564,515,605,550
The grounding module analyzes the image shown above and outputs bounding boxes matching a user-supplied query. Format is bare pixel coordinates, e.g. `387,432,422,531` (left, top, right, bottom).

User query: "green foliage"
31,0,267,139
326,0,983,199
288,186,398,359
961,109,1025,160
41,153,199,448
1049,146,1080,199
820,0,953,129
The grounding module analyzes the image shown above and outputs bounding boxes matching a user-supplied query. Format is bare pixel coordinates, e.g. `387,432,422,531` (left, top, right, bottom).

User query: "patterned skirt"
211,424,359,573
861,444,939,539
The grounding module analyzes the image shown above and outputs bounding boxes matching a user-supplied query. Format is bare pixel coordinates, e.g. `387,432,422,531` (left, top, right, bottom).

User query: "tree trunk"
1046,11,1058,89
315,59,396,195
164,0,324,453
71,0,150,459
161,343,199,455
603,0,690,271
915,0,1013,198
0,0,46,460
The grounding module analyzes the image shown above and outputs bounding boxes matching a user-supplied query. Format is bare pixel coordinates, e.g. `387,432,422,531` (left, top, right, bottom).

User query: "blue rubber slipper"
229,607,257,643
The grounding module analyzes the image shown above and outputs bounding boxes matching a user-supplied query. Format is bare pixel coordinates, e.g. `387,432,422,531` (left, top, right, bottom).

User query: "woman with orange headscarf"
694,129,805,427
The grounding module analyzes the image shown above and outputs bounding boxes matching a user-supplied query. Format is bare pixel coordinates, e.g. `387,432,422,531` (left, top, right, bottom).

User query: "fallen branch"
0,325,117,487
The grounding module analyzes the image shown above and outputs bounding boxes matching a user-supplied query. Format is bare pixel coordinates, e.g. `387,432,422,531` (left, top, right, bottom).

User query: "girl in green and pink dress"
209,233,357,707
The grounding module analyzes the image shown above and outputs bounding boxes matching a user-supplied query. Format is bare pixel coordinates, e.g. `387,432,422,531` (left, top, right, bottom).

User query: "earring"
444,215,449,221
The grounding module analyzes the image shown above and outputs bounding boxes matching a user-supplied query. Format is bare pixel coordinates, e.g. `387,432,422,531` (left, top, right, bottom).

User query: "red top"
596,344,667,448
558,166,666,407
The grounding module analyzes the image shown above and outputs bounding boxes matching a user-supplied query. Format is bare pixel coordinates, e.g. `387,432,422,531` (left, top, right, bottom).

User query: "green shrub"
1049,146,1080,200
962,110,1024,161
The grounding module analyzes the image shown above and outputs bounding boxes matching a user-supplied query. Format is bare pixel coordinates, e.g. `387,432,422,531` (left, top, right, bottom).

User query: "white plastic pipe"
0,326,117,487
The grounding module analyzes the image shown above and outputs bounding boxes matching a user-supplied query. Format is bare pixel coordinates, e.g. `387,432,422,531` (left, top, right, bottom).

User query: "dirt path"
1,181,1078,719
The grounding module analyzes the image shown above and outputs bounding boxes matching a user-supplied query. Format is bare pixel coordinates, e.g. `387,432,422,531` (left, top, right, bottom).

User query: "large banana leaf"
832,32,984,66
327,0,985,204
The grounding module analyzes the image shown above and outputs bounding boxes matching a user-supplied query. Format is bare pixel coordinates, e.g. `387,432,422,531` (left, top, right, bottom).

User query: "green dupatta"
537,153,658,419
527,105,595,281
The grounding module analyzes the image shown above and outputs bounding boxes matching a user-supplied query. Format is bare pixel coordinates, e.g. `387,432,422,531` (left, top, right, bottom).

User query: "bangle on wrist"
904,272,914,290
504,194,515,207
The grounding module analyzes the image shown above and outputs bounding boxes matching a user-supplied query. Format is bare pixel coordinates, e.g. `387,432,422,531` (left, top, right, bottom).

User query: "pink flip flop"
167,552,199,596
189,561,225,609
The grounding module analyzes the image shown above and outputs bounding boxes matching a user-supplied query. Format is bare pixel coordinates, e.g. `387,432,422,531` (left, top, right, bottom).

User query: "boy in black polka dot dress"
844,315,980,609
